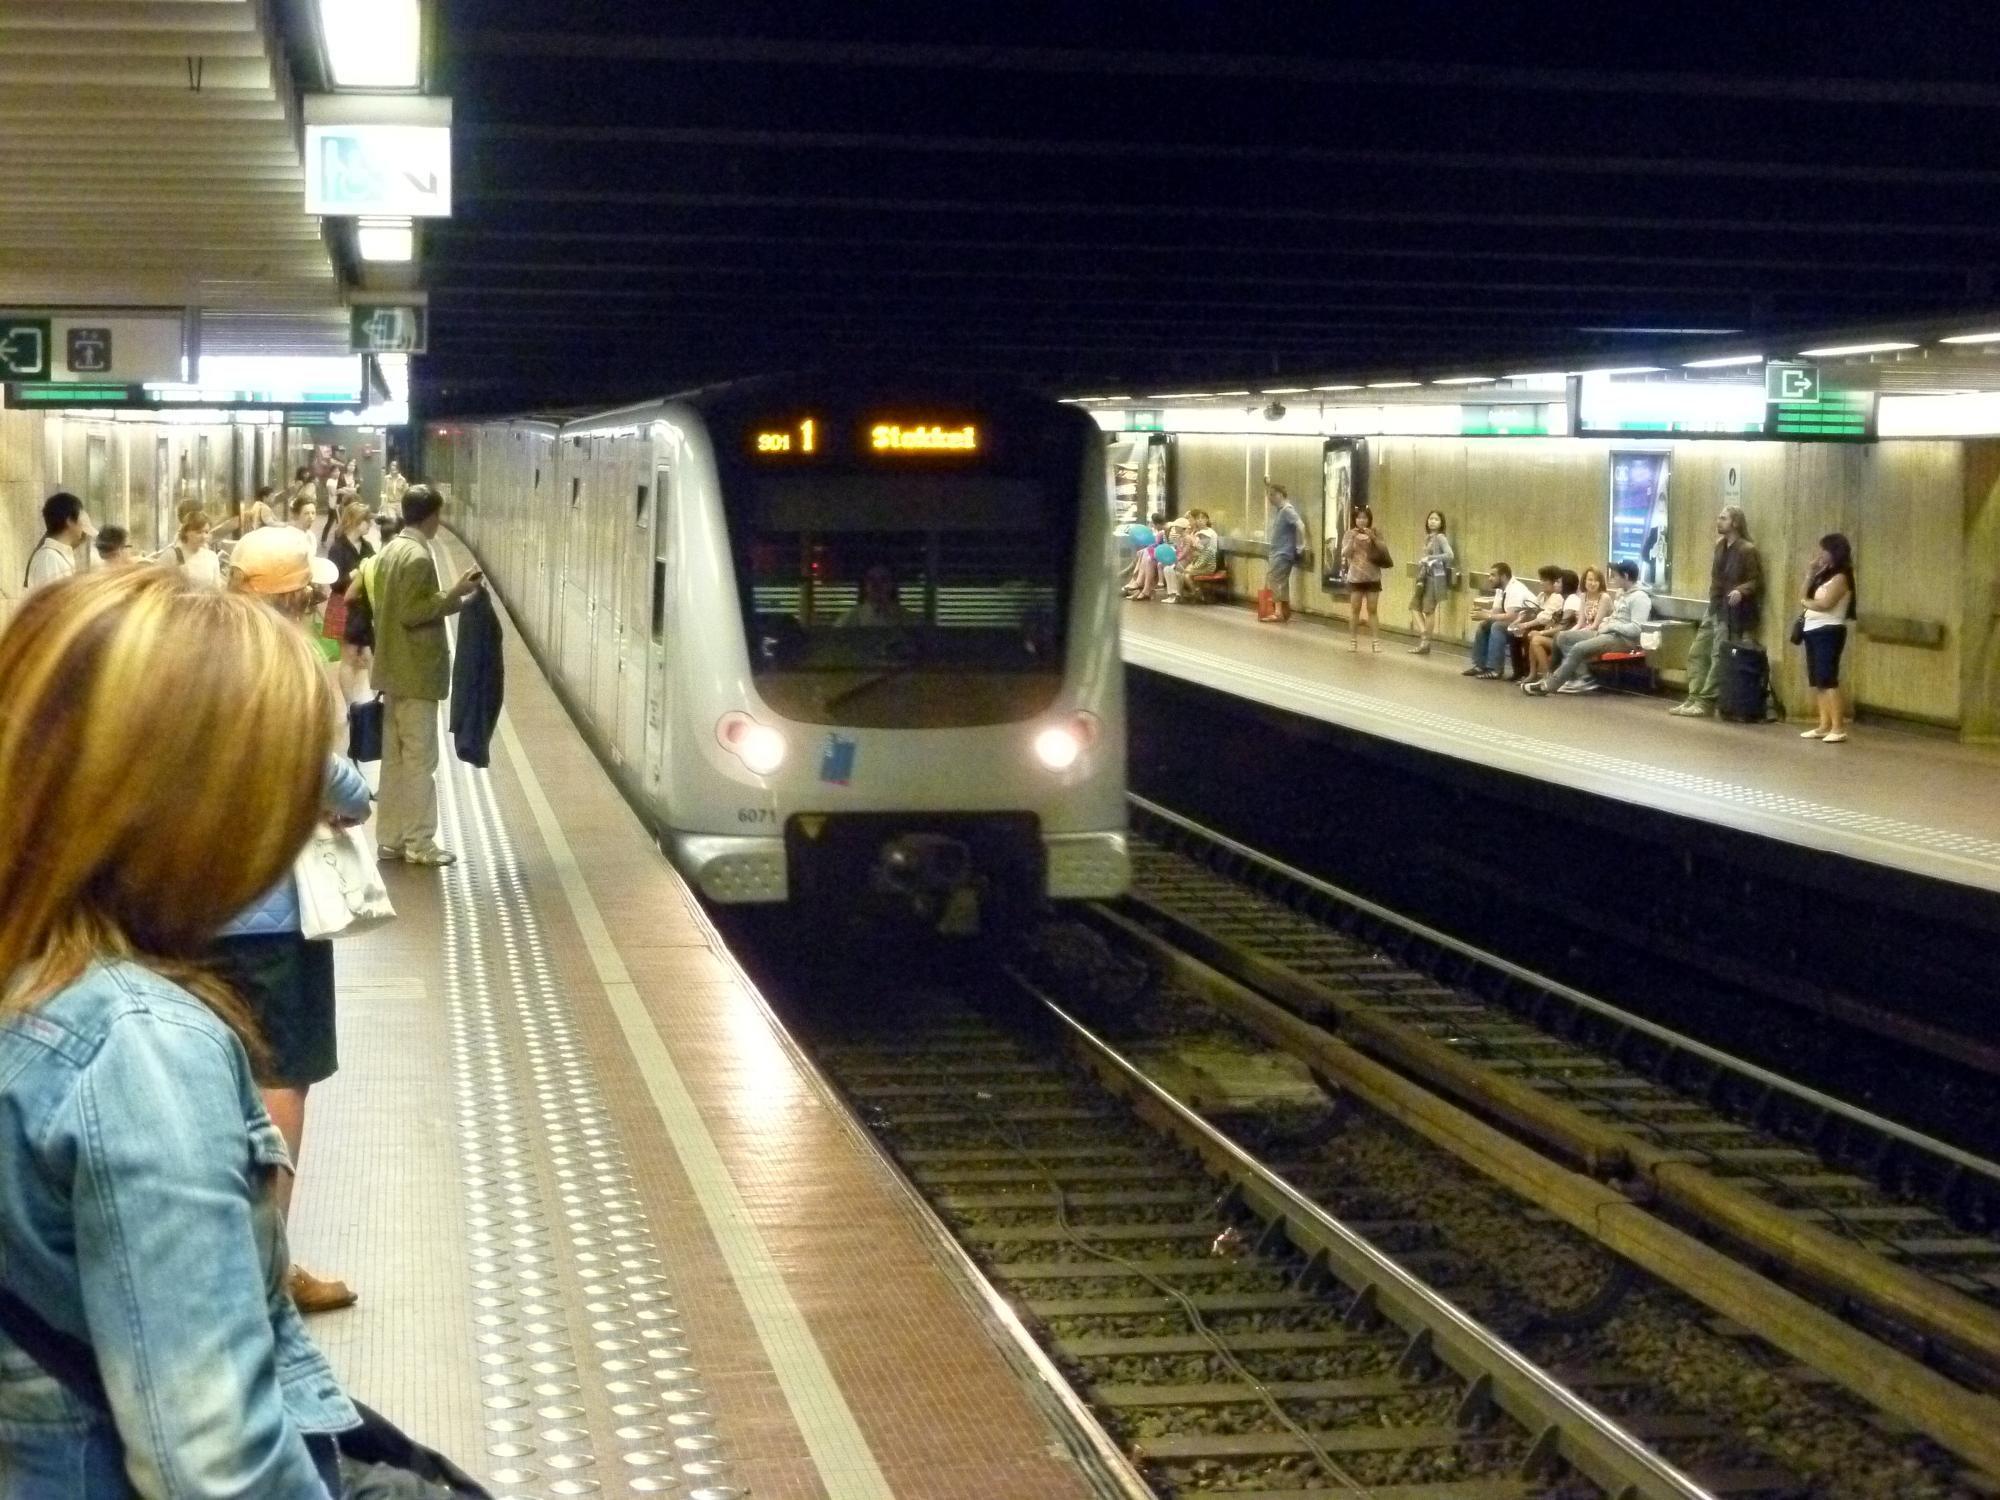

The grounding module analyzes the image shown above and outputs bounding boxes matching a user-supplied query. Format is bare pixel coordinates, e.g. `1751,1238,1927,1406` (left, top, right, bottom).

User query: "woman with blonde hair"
0,568,364,1492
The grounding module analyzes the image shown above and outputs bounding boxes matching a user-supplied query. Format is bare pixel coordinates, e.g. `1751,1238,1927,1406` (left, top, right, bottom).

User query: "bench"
1181,569,1229,604
1589,649,1654,693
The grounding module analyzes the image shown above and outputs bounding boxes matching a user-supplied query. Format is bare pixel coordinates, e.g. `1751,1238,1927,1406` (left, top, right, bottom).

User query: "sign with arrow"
304,124,452,217
0,318,51,380
1764,361,1821,404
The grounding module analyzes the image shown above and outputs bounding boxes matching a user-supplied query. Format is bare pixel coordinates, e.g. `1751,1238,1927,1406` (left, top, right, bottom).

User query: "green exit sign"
1765,361,1820,403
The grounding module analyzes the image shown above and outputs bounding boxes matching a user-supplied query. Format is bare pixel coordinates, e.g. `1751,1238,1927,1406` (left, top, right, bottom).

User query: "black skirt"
208,933,338,1087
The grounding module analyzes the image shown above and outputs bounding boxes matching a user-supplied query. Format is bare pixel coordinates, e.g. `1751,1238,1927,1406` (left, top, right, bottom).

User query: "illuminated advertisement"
1608,451,1671,591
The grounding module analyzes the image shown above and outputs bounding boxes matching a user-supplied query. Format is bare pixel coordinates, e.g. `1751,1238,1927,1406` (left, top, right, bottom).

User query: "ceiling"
0,0,339,318
422,3,2000,416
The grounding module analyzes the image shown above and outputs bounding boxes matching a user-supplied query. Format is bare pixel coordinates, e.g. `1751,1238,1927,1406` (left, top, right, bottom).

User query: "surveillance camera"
1263,401,1287,421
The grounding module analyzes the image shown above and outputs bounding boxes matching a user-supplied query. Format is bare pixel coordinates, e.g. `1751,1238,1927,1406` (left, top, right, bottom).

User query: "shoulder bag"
296,823,396,940
1367,536,1394,569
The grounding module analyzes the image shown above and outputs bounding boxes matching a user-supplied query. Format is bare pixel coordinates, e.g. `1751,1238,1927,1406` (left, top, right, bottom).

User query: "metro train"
427,379,1129,926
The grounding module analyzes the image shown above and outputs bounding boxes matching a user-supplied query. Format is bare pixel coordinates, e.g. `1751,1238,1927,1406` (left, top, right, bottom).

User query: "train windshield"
740,474,1071,728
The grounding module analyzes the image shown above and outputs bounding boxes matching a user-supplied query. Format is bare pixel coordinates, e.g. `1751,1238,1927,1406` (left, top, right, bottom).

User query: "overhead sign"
305,123,452,217
351,304,428,353
1764,361,1820,403
0,318,51,380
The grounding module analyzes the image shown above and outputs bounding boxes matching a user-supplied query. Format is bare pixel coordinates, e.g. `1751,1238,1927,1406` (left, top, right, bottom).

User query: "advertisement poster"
1321,440,1363,581
1608,450,1671,592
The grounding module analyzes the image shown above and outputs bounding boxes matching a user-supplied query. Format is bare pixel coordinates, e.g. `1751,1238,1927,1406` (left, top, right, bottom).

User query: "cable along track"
812,989,1729,1500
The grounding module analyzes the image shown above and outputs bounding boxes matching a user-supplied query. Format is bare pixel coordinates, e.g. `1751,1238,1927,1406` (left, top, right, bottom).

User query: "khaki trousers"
379,695,442,855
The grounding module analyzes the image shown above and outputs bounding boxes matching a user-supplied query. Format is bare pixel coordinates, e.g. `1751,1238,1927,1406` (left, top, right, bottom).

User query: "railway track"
1118,798,2000,1374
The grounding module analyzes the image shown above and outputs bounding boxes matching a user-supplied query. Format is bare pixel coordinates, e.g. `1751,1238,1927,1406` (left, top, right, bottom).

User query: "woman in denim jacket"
0,570,358,1497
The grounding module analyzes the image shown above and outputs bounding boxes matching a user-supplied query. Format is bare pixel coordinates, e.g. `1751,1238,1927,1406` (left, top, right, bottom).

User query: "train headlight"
1034,712,1099,772
717,713,788,776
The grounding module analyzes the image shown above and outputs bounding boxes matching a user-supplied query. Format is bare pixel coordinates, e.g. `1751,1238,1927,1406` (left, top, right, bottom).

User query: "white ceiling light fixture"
1580,366,1664,377
1366,380,1420,389
1682,353,1765,368
1310,383,1362,391
356,217,415,262
1259,386,1309,394
1214,389,1252,396
1148,391,1213,399
1796,341,1917,358
1502,371,1567,382
1937,331,2000,345
1431,375,1495,385
320,0,423,89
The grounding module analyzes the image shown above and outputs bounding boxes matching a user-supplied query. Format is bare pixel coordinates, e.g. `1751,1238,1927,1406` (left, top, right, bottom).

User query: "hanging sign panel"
305,124,453,217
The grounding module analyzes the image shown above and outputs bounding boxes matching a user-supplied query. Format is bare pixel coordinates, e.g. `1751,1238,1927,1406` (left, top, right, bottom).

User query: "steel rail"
1017,977,1720,1500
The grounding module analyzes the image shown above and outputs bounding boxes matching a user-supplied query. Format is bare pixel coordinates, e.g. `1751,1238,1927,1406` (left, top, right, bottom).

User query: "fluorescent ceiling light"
1366,380,1420,389
1214,389,1252,396
1259,387,1309,394
1503,371,1567,382
1796,341,1916,357
356,217,414,262
1581,365,1663,377
1311,384,1362,391
1682,353,1765,368
1937,331,2000,344
1148,391,1212,399
320,0,422,89
1431,376,1494,385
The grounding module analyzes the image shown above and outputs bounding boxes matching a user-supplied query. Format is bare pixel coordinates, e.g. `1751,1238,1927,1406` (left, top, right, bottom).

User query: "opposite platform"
286,554,1107,1500
1123,600,2000,896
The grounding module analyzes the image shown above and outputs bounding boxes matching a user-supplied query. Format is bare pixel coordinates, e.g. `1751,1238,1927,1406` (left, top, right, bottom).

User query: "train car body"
430,378,1128,923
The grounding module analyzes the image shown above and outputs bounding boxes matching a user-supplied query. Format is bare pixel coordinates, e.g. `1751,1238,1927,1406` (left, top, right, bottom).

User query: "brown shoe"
288,1266,357,1314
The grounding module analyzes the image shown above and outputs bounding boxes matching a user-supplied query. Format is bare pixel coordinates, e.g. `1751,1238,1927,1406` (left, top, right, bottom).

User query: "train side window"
635,483,649,528
650,559,667,643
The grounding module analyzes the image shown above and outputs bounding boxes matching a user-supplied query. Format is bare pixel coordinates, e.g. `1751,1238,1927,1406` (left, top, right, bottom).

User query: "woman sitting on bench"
1164,510,1221,602
1526,559,1651,696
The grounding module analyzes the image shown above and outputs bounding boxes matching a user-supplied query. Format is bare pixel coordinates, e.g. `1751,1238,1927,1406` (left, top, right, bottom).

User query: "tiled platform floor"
287,556,1101,1500
1123,600,2000,895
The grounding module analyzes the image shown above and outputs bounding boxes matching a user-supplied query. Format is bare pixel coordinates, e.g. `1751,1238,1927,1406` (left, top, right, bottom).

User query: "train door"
614,450,655,773
641,457,673,801
152,437,172,542
558,435,593,699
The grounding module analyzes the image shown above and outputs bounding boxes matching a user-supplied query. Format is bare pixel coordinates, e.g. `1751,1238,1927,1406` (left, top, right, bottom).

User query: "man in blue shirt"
1262,481,1307,623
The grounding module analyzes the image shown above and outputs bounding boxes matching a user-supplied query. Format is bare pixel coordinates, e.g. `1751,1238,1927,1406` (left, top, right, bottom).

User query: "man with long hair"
1672,504,1764,718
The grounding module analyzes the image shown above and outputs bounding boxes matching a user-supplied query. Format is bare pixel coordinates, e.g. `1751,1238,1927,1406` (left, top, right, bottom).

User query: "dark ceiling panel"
421,3,2000,415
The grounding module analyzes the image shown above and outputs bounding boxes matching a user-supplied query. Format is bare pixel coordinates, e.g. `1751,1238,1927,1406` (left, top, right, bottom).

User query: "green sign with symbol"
0,318,52,380
1764,361,1820,404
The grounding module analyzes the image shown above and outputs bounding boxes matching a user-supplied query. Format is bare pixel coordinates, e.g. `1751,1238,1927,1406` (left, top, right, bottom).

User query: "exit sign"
1765,362,1821,403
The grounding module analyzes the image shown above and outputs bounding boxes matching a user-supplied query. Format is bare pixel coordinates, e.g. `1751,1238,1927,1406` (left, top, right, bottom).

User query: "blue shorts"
1803,625,1847,690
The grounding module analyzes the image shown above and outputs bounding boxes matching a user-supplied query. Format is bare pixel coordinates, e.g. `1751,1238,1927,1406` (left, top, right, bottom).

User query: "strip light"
1796,341,1916,357
1431,375,1495,385
1937,331,2000,345
1366,380,1420,389
357,217,414,261
1682,353,1765,368
319,0,422,89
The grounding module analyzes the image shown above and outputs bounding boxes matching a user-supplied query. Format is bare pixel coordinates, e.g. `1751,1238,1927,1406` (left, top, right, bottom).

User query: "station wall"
1171,430,1991,733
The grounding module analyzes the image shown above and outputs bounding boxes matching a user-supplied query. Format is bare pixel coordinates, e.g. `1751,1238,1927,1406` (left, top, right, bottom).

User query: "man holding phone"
372,483,484,867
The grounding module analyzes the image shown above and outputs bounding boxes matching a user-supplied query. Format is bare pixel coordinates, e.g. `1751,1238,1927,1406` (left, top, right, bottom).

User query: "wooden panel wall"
1169,428,1979,727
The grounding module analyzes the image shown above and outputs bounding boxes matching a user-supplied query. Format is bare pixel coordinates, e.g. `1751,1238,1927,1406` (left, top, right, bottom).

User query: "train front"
696,385,1127,929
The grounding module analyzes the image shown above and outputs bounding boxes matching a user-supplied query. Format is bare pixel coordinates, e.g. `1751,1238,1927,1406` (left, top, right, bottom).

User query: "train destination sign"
749,417,982,457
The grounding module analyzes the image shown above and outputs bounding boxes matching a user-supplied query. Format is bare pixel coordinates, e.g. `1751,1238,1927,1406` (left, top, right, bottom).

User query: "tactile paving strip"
438,730,738,1500
1132,635,2000,871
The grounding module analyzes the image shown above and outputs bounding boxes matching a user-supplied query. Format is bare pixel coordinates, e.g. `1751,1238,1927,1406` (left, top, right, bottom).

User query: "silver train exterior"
427,379,1129,917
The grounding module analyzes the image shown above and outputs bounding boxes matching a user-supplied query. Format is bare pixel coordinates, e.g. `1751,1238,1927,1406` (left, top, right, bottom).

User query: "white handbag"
294,823,396,940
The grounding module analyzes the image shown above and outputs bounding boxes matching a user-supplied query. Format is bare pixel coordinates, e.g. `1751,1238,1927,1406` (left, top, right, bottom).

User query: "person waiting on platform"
21,491,90,596
1799,532,1856,743
1339,504,1389,652
1261,481,1307,623
1163,510,1219,602
1462,562,1537,678
1515,567,1577,687
0,568,369,1494
288,492,318,541
1530,566,1604,683
1527,559,1652,695
840,563,914,627
163,511,223,588
1671,505,1764,718
1408,509,1453,654
91,526,137,570
1124,510,1168,601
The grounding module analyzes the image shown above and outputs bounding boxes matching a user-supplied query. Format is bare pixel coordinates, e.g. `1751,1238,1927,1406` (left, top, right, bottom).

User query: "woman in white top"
163,513,222,588
1799,532,1856,743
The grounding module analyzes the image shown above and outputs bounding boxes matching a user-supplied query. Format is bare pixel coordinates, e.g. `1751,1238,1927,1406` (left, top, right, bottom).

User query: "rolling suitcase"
1718,638,1770,722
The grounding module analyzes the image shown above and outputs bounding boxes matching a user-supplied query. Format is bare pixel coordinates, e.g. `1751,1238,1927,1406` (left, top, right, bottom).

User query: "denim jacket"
0,961,357,1498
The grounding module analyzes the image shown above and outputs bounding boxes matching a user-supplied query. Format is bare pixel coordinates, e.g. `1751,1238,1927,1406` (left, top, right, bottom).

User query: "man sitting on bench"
1526,559,1651,696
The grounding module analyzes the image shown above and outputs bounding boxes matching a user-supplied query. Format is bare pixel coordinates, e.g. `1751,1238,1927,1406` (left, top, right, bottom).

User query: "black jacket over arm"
449,590,505,768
